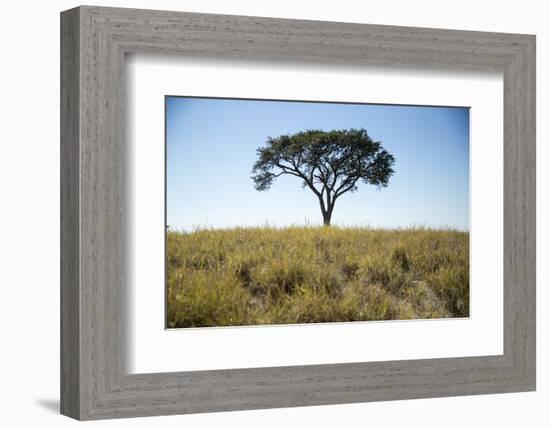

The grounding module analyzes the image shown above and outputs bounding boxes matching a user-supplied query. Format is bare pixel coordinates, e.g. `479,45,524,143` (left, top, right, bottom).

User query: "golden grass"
166,226,469,328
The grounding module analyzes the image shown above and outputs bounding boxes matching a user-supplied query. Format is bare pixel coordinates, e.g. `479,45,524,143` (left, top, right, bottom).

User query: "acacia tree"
251,128,395,226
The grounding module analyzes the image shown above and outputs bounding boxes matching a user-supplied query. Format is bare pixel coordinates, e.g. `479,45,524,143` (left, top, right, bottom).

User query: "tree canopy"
251,128,395,226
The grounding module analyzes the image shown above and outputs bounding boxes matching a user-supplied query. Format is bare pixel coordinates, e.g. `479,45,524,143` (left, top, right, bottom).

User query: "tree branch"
334,175,362,200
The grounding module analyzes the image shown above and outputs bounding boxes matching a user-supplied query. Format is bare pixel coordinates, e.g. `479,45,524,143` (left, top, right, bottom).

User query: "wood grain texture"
60,7,80,419
60,5,536,420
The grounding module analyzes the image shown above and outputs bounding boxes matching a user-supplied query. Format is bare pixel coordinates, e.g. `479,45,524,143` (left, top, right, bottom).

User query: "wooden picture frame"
60,5,536,420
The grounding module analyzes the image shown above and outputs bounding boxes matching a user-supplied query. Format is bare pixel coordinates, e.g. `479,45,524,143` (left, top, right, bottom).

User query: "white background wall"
0,0,546,425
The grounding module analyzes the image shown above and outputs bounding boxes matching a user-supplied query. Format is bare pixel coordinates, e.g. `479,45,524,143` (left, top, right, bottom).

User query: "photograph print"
166,96,469,329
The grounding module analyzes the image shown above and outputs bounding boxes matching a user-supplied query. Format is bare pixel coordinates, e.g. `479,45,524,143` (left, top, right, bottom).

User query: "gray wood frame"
60,5,536,420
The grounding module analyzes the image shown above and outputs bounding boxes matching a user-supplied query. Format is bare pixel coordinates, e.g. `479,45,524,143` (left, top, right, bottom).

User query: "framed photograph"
60,6,536,420
164,97,470,329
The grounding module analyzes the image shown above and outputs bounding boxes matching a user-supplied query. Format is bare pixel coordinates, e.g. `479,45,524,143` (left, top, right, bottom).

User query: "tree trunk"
323,211,332,226
319,196,334,226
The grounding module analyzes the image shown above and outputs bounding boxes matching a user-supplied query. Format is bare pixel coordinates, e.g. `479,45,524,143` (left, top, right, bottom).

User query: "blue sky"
166,97,469,231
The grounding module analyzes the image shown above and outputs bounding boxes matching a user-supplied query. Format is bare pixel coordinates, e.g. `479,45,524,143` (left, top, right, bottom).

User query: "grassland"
166,227,469,328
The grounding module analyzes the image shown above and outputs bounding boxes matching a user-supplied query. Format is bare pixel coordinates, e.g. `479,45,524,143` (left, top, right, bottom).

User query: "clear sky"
166,97,469,231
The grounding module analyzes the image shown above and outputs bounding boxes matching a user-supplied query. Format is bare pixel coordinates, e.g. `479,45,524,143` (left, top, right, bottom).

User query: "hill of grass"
166,226,469,328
